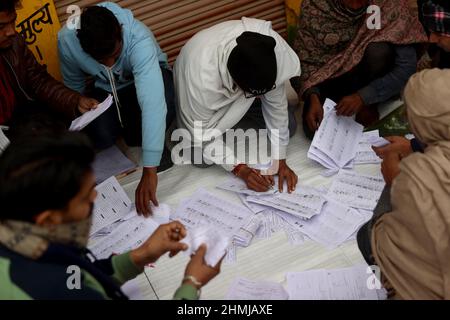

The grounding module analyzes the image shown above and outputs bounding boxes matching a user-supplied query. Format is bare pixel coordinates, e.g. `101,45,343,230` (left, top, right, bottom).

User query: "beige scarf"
371,69,450,299
0,218,92,260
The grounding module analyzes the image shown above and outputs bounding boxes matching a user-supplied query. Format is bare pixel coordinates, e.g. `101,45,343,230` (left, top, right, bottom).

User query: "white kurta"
174,17,301,171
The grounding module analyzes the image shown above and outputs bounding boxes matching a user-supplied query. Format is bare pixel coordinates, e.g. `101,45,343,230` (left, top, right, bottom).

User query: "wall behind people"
15,0,62,79
54,0,287,65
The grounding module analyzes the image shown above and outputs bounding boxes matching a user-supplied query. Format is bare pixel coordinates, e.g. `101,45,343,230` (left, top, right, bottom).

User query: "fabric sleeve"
129,21,167,167
358,45,417,105
110,252,142,285
173,283,200,300
260,84,290,160
21,35,80,120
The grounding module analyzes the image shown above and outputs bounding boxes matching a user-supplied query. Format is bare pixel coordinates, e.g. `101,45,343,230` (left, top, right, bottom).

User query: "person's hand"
277,159,298,193
306,94,324,132
372,136,413,159
130,221,188,269
380,151,402,186
236,165,274,192
335,93,365,116
136,167,158,216
78,96,99,114
182,245,222,290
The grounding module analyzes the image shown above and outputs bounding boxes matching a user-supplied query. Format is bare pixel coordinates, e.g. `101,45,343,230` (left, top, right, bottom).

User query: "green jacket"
0,243,198,300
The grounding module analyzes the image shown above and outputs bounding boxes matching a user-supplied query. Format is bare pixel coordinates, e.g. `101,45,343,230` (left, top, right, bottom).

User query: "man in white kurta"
174,17,301,193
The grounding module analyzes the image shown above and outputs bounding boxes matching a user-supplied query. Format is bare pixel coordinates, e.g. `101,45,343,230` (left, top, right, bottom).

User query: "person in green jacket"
0,132,221,300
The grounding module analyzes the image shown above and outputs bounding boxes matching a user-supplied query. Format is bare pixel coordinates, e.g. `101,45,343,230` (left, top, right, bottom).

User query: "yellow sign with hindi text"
15,0,61,80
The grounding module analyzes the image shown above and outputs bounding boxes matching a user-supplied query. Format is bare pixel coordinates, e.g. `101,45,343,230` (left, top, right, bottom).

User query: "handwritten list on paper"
326,171,385,211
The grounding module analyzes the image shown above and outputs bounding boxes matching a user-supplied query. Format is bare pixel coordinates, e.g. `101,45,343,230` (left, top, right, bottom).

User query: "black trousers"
302,42,395,140
83,67,176,151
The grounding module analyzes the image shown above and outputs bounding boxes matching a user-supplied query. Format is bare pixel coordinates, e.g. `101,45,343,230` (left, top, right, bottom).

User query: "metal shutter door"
54,0,286,64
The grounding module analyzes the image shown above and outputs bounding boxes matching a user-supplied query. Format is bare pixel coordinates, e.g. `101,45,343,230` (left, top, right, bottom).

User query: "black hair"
7,103,68,140
0,132,95,222
0,0,19,13
76,6,122,60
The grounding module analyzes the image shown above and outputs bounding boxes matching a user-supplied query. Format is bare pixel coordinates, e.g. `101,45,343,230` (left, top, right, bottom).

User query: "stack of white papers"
88,214,159,259
287,264,385,300
233,215,262,247
273,200,367,248
70,95,113,131
0,128,10,154
307,99,364,171
246,186,326,220
327,171,385,211
181,226,230,267
172,189,255,264
225,277,288,300
172,189,254,238
88,176,172,259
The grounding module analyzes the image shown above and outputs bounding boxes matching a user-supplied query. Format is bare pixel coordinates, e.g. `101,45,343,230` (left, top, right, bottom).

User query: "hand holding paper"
70,95,113,131
181,227,230,267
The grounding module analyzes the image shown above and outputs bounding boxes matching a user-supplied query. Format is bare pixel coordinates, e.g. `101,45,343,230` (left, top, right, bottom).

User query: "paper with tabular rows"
326,170,385,211
172,189,254,237
308,99,364,170
287,264,384,300
246,186,326,220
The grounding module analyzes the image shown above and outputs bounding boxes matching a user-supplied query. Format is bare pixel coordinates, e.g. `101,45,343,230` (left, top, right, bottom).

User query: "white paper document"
327,171,385,211
0,128,9,154
91,176,132,235
246,186,326,220
172,189,254,237
225,277,289,300
354,131,383,165
217,176,277,196
88,214,159,259
279,200,366,248
0,128,10,154
307,99,364,170
181,226,230,267
366,133,390,148
287,264,384,300
92,145,137,184
238,193,268,214
70,95,113,131
234,214,262,247
151,203,171,225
